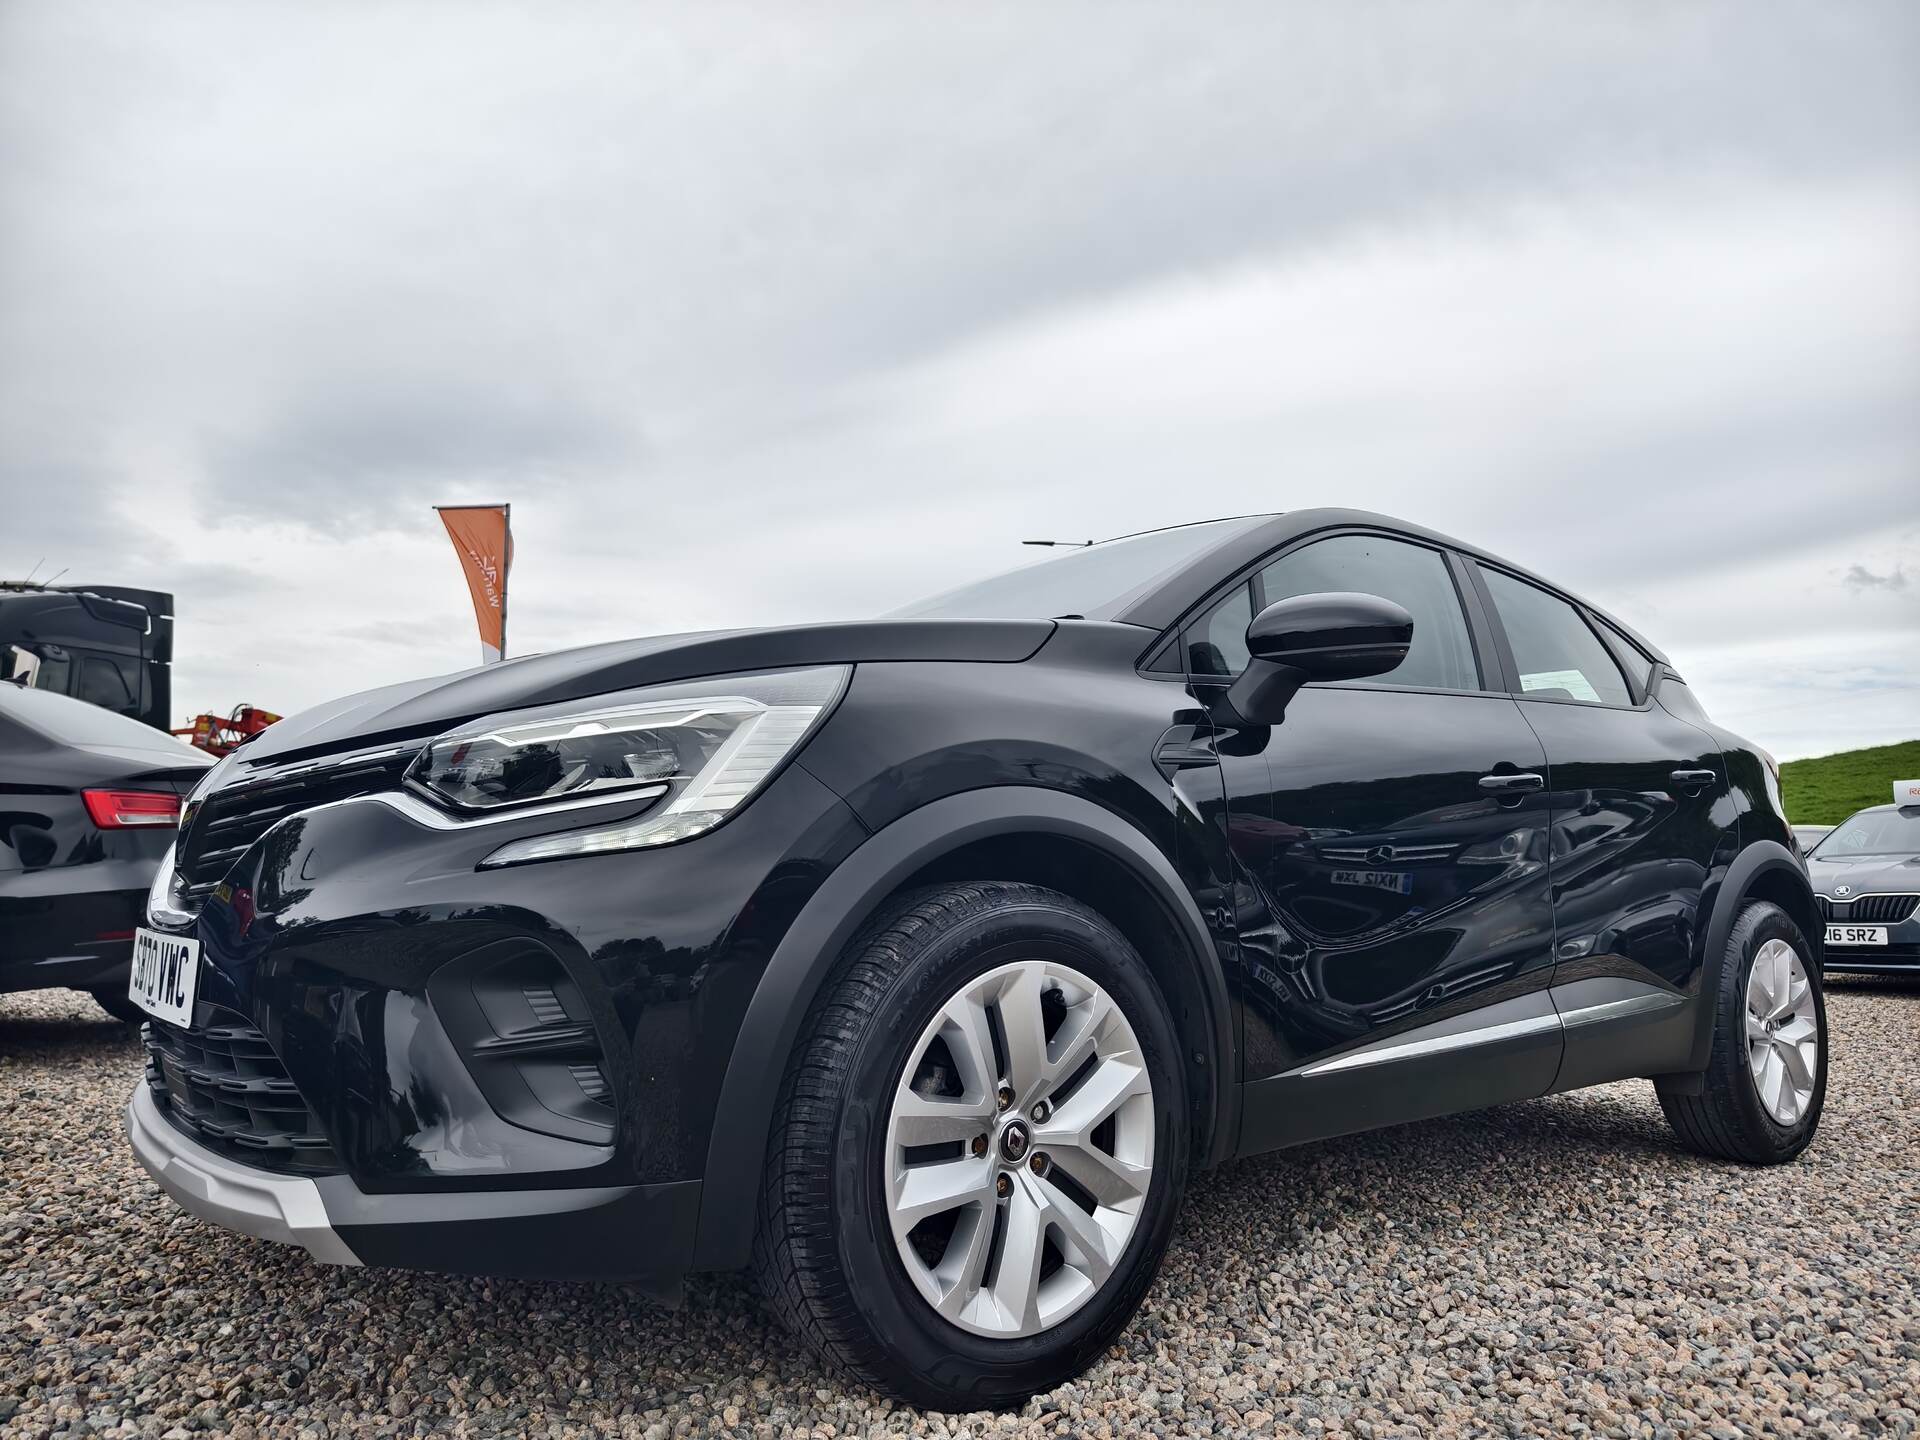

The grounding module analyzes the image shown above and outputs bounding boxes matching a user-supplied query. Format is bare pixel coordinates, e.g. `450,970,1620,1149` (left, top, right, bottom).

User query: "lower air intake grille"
143,1006,340,1175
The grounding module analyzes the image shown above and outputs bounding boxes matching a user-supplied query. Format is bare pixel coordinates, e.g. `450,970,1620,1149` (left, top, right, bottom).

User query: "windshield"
895,517,1267,621
1808,809,1920,859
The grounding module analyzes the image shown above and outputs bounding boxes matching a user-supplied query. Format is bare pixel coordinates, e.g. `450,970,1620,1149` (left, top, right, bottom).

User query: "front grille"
1818,893,1918,925
176,746,417,897
144,1006,340,1175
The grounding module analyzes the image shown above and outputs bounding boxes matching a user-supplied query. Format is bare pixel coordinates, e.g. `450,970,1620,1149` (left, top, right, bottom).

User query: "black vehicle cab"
0,582,174,731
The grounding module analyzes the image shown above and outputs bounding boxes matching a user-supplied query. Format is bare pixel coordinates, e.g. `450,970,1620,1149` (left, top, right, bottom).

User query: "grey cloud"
0,459,147,579
1842,563,1910,592
200,382,638,534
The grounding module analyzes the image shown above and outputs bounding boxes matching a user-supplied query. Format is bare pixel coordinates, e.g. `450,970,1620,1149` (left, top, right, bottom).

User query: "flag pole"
501,502,511,661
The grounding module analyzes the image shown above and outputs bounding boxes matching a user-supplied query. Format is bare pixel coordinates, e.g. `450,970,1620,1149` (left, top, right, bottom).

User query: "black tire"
752,882,1189,1411
89,986,145,1025
1656,900,1826,1164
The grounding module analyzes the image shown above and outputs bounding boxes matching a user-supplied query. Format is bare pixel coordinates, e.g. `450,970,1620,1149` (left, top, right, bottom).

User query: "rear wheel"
1657,900,1825,1164
753,882,1188,1410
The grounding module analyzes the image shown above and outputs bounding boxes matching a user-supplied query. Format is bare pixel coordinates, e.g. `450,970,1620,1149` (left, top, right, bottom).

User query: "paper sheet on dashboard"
1519,668,1601,703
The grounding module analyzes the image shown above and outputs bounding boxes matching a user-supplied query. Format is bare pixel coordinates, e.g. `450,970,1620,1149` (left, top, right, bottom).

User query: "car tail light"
82,789,183,829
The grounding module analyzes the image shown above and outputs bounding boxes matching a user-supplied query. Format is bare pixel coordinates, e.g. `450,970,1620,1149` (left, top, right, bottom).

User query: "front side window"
1258,534,1480,691
1479,568,1631,707
1179,533,1480,690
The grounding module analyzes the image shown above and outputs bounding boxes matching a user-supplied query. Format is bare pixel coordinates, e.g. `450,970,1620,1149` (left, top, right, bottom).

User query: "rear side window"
1479,568,1631,707
1597,620,1655,697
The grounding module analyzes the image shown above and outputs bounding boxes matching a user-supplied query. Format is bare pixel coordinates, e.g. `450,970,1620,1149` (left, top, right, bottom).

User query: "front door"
1182,531,1564,1155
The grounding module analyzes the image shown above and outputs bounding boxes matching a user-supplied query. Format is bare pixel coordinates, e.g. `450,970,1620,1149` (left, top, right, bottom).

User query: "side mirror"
1219,591,1413,725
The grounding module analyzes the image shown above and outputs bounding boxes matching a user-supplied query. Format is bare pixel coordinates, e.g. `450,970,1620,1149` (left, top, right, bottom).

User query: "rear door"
1469,563,1726,1087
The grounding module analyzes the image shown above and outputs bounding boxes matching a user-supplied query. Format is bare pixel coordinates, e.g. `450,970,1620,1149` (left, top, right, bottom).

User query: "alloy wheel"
881,959,1155,1338
1744,937,1818,1125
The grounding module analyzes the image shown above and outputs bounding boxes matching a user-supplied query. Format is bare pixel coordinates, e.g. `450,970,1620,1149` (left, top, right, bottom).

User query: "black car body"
1806,799,1920,972
124,510,1822,1406
1,683,211,1014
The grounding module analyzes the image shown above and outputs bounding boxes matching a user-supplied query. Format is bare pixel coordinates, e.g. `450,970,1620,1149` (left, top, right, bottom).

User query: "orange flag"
435,504,513,664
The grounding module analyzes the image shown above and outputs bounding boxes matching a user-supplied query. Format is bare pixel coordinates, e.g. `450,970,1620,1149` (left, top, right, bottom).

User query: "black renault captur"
125,510,1824,1409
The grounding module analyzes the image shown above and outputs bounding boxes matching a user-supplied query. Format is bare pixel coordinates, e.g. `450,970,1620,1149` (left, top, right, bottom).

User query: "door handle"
1478,772,1544,794
1670,768,1717,789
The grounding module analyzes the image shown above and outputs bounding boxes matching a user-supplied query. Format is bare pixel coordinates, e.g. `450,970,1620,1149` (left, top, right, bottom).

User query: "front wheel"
753,882,1189,1410
1657,900,1826,1164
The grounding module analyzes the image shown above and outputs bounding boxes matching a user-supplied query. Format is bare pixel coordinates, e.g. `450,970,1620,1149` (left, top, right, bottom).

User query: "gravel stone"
3,979,1916,1438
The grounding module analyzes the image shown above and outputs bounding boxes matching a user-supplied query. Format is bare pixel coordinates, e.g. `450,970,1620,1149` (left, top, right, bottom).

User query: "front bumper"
127,1082,359,1265
124,749,863,1280
1822,944,1920,973
127,1081,702,1282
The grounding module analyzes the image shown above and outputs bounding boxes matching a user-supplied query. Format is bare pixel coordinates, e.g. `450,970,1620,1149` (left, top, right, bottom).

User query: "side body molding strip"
1280,976,1688,1081
1291,994,1560,1077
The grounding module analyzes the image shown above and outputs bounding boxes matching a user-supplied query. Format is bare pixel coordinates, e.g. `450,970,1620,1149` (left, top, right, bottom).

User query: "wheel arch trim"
1685,839,1819,1070
690,784,1234,1271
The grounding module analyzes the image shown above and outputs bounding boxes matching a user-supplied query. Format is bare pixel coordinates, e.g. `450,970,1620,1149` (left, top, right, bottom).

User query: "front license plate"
1825,924,1887,948
128,927,200,1026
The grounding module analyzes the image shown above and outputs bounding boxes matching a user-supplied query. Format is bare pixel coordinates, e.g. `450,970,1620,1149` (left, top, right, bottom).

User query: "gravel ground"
4,979,1916,1440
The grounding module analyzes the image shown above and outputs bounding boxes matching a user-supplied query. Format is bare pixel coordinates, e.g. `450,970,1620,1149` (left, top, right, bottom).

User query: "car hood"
1806,852,1920,893
239,618,1056,763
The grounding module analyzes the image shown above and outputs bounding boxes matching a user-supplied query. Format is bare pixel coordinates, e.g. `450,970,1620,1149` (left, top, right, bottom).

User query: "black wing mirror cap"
1218,591,1413,726
1246,591,1414,679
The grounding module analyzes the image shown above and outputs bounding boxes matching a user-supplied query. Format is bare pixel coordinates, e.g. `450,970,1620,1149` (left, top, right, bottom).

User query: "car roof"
1110,507,1670,662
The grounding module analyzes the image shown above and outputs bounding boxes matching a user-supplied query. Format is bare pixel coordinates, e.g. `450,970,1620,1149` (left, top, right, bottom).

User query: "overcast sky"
3,3,1917,759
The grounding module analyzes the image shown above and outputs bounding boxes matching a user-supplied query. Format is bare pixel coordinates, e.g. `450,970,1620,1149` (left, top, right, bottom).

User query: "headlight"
403,665,849,867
